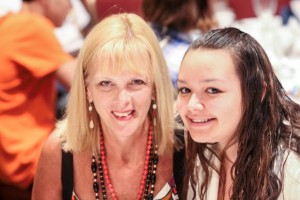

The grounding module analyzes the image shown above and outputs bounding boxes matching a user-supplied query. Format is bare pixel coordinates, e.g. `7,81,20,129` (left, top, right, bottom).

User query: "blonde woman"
32,13,178,200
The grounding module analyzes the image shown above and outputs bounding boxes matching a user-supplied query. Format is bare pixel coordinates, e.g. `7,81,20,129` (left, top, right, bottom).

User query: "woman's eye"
206,88,221,94
130,79,145,85
99,80,112,87
178,87,191,94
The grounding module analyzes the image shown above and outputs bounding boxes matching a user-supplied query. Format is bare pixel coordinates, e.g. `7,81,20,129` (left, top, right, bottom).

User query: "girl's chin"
189,133,214,144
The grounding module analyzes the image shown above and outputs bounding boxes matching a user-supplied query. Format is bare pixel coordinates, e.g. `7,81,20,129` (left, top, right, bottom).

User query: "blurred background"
0,0,300,199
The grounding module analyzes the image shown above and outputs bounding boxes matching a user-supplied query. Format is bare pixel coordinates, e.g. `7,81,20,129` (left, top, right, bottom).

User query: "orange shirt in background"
0,13,73,189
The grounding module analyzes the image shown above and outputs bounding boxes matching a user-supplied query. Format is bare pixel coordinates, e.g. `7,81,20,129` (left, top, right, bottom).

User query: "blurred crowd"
0,0,298,199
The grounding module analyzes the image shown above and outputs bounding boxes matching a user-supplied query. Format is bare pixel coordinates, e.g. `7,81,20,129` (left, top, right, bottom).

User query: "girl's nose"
187,93,203,111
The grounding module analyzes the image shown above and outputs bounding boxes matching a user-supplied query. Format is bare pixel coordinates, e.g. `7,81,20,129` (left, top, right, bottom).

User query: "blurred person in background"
51,0,94,119
141,0,218,88
0,0,76,199
54,0,93,56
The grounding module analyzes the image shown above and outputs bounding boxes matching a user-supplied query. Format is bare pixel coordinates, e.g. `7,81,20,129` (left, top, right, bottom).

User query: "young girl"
177,27,300,199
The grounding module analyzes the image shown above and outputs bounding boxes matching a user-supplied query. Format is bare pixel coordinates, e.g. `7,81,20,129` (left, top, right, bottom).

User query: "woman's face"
86,68,153,138
177,49,243,148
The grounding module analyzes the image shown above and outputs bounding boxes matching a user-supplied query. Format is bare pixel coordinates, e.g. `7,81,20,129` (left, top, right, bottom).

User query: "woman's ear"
261,81,267,102
152,87,156,101
86,86,93,102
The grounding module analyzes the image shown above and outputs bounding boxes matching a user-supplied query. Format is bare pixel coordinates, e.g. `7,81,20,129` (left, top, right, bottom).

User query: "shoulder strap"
173,128,185,197
61,149,74,200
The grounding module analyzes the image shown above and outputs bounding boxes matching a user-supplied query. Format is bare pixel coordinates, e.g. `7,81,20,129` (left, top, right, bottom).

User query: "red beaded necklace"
91,124,158,200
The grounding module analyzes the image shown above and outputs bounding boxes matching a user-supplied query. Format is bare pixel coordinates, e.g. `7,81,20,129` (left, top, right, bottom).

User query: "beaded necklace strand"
91,124,158,200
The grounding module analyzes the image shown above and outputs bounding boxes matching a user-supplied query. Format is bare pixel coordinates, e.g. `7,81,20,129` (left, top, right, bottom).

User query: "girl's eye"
178,87,191,94
206,88,221,94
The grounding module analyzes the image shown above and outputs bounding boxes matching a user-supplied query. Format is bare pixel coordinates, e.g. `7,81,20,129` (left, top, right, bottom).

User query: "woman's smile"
112,110,135,120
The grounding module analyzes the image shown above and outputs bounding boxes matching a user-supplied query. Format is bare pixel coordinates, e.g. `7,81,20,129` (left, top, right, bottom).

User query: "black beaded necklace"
91,129,158,200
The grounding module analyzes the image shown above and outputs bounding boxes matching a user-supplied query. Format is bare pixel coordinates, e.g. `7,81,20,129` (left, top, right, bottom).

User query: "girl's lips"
188,117,216,127
191,118,212,123
187,115,215,123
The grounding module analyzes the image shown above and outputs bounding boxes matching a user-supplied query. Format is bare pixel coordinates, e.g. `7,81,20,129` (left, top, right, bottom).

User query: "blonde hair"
59,13,174,155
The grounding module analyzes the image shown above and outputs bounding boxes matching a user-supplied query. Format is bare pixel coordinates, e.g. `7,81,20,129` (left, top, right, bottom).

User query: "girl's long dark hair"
181,27,300,200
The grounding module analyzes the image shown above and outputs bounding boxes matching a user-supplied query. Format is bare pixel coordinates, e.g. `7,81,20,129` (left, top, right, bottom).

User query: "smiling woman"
86,72,153,136
32,13,178,200
177,27,300,200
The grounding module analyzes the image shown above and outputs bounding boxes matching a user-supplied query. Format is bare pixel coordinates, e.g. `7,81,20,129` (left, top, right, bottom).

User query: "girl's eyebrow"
178,78,225,84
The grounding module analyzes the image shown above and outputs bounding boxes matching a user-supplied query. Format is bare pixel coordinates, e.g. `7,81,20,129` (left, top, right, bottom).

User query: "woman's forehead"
91,48,151,74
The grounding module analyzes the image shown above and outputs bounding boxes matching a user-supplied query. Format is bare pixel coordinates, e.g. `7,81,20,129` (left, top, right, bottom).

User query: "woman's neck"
101,119,150,164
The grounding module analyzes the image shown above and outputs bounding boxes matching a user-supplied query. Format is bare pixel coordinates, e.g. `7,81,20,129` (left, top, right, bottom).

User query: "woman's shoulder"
31,131,63,199
36,132,63,174
37,130,65,172
43,130,63,154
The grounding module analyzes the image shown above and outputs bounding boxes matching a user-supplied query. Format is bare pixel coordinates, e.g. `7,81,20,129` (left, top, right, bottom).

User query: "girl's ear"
261,81,267,102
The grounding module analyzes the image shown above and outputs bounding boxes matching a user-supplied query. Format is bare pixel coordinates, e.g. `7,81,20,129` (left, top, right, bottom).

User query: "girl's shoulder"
283,150,300,183
280,150,300,199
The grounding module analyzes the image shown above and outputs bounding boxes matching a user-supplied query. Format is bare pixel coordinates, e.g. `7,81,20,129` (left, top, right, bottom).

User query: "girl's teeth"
192,119,209,123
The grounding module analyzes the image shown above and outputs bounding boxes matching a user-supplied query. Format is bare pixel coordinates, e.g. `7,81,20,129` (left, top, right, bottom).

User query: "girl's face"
177,49,243,148
86,69,153,138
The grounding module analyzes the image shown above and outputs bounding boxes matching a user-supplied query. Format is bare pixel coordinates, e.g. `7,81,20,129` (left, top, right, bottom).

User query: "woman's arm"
31,132,63,200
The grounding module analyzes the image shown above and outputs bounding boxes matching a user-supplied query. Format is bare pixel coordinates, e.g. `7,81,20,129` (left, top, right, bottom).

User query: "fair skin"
32,69,172,200
177,49,242,199
177,49,242,149
86,71,154,139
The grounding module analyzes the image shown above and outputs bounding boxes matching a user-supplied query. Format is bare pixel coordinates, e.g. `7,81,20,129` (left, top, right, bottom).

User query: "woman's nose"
187,93,203,111
117,89,130,102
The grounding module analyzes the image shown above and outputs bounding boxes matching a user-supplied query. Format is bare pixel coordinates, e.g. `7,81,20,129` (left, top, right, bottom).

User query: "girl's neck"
221,141,238,167
218,142,238,200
